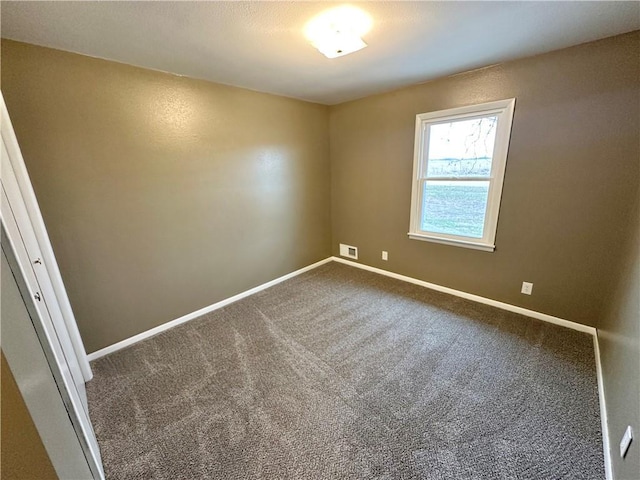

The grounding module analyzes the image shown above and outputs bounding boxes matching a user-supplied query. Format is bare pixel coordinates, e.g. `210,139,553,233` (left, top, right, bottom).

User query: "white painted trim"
2,245,98,479
0,94,92,381
2,93,103,478
330,257,596,335
331,257,612,474
409,98,516,251
87,257,334,361
408,233,495,252
87,253,609,476
91,254,598,361
593,332,613,480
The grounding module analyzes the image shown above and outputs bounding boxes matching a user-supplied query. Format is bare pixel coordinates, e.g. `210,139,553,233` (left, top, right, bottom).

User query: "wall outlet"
620,426,633,458
339,243,358,260
382,251,388,261
521,282,533,295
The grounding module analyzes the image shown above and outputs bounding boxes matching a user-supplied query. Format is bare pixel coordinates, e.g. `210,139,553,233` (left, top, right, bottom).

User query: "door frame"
1,93,92,382
1,92,104,478
2,238,104,479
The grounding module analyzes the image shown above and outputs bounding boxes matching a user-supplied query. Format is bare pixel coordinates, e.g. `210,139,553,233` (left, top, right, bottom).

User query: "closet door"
1,94,104,478
1,145,89,407
0,96,92,383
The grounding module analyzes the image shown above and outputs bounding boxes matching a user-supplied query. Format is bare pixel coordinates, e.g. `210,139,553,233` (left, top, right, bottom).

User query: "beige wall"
1,40,331,352
330,31,639,327
599,190,639,479
1,352,58,480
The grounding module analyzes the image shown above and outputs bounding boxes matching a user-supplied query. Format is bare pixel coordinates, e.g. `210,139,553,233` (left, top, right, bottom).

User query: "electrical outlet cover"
620,426,633,458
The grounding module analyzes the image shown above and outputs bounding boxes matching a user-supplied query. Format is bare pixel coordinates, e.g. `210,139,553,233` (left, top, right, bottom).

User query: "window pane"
421,180,489,238
426,116,497,178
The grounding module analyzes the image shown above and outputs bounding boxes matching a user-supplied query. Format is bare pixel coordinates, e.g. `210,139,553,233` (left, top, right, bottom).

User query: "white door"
1,93,104,479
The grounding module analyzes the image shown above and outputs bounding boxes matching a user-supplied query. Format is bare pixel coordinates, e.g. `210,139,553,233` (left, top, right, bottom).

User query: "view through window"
423,116,496,238
409,99,515,251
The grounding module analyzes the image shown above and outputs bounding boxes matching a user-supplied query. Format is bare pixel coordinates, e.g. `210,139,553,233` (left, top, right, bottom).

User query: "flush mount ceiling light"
304,5,372,59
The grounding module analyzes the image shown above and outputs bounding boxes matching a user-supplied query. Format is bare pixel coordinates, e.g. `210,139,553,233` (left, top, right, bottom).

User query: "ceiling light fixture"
304,5,372,59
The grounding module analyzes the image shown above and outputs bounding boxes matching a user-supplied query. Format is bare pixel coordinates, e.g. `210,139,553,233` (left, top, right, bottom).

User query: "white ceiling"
1,1,638,105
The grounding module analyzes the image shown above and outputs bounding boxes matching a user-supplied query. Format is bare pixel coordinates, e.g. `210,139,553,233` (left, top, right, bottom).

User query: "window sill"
407,233,495,252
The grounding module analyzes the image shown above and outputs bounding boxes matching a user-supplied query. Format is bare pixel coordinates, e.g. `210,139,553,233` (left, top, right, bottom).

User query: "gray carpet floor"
87,262,604,479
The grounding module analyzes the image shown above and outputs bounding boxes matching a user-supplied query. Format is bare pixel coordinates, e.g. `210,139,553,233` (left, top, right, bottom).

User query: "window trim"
408,98,516,252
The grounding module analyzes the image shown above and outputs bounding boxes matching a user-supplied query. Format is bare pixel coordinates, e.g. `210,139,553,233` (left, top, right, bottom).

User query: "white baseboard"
86,257,333,361
90,255,598,362
333,256,611,476
87,254,610,474
331,257,597,335
593,332,613,480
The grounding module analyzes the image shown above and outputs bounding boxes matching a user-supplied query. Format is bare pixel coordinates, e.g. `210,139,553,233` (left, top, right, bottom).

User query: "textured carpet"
87,262,604,479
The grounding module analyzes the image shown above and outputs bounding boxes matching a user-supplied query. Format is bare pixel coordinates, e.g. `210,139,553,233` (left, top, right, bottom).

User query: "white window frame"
408,98,516,252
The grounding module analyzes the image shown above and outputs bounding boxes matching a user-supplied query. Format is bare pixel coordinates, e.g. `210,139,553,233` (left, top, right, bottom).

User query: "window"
409,99,515,252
